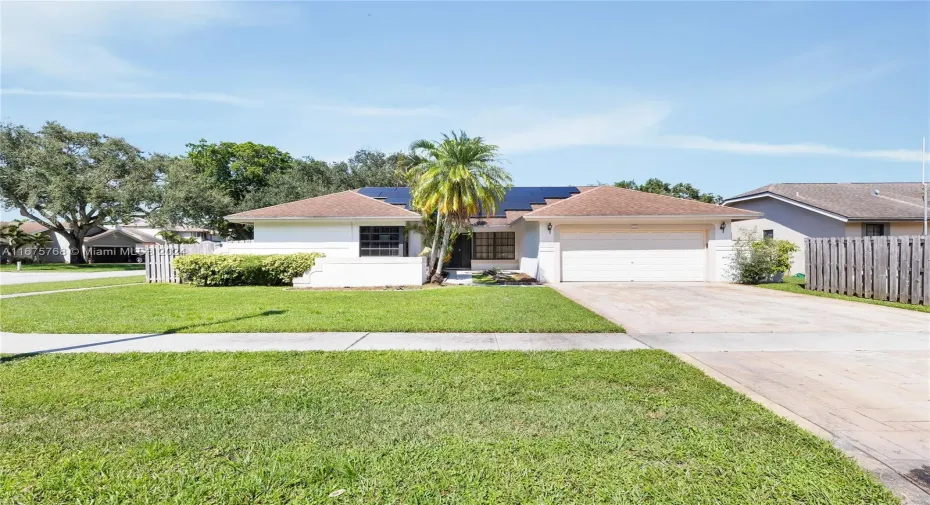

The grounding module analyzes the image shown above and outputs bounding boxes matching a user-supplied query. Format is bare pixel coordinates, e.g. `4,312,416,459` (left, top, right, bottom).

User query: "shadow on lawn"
0,309,287,363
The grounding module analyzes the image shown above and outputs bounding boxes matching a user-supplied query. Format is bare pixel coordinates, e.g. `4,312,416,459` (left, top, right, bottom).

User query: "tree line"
0,121,724,269
0,121,411,262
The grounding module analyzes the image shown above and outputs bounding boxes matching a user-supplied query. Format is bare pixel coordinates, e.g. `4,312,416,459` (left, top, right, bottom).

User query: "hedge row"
173,253,323,287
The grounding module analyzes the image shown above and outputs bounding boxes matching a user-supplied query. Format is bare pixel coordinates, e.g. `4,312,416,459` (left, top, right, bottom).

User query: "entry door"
561,230,705,282
448,234,473,269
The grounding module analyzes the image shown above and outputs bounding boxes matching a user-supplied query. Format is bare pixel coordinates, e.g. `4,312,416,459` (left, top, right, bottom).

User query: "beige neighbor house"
723,182,928,275
223,185,760,287
0,221,165,263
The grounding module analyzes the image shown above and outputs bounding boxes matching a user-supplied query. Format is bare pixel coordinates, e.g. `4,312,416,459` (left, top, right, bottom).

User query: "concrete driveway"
554,282,930,334
0,270,144,285
554,282,930,503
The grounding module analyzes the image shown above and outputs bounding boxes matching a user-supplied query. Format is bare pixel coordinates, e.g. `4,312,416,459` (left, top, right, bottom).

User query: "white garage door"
561,230,706,282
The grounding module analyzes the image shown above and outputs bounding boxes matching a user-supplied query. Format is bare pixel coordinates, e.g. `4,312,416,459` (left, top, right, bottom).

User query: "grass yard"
757,276,930,313
0,275,144,295
0,284,622,333
0,263,144,272
0,351,895,505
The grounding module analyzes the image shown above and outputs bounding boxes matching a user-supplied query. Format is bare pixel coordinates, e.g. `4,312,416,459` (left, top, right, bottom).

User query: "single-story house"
0,221,164,263
224,186,760,287
122,219,221,243
723,182,928,274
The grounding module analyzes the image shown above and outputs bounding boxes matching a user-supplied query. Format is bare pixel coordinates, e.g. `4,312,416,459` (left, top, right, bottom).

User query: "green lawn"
757,276,930,313
0,284,622,333
0,263,144,272
0,276,145,295
0,351,895,504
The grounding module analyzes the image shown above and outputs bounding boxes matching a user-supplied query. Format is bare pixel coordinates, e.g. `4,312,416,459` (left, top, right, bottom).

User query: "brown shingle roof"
0,221,49,234
725,182,925,220
524,186,760,218
226,190,421,220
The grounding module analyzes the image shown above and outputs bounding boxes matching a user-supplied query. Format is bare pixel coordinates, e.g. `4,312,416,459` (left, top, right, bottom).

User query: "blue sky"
1,1,928,221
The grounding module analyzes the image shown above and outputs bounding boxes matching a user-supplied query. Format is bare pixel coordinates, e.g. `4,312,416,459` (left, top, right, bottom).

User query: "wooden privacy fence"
805,236,928,305
145,242,216,283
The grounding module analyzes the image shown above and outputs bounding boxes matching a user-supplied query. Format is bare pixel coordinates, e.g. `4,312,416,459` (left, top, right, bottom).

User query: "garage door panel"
561,230,705,282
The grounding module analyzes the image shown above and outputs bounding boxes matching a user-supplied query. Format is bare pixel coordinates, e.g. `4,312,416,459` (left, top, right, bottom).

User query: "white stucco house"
223,186,760,287
724,182,927,274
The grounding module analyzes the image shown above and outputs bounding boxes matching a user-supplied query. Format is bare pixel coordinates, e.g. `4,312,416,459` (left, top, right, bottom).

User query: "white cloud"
650,135,924,162
309,105,446,118
0,2,271,81
494,103,924,162
0,88,443,117
495,102,672,152
0,88,259,106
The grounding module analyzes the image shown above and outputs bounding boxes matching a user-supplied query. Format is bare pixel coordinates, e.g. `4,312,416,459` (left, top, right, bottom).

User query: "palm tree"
24,232,51,263
0,220,32,262
408,131,511,283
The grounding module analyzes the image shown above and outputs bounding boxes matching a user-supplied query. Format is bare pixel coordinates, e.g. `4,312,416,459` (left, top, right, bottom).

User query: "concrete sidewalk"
0,331,645,355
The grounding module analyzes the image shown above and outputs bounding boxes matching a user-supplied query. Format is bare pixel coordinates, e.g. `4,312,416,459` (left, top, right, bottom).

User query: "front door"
448,234,472,269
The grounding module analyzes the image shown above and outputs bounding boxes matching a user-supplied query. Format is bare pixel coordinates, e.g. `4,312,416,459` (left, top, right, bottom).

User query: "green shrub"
729,231,799,284
173,253,323,287
261,253,323,284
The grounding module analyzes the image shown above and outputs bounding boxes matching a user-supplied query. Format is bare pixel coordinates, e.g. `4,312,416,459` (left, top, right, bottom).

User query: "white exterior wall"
519,221,541,277
295,256,426,288
537,222,560,283
408,231,425,257
223,220,415,257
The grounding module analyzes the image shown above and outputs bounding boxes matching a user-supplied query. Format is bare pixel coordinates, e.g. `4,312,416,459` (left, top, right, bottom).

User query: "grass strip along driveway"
0,351,895,504
757,277,930,313
0,276,144,295
0,284,622,333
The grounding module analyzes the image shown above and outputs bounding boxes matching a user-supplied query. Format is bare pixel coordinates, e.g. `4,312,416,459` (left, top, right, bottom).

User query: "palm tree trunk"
430,222,454,283
427,212,444,277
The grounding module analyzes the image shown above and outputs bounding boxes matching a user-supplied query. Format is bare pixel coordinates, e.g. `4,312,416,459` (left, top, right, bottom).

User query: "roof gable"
226,190,421,221
724,182,926,220
524,186,760,218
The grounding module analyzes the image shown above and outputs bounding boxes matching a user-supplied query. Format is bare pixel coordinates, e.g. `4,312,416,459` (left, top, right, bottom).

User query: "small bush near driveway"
0,284,621,333
0,351,896,504
173,253,323,286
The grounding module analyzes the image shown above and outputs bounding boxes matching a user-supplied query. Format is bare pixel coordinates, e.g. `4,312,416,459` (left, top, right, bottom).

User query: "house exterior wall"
845,221,925,237
729,197,846,275
224,220,416,257
295,256,426,288
470,222,524,272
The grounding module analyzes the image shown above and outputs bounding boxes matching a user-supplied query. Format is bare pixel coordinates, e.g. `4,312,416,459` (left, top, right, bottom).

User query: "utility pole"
924,137,927,235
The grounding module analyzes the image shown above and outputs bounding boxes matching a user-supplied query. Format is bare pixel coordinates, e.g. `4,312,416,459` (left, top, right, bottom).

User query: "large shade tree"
158,144,408,240
614,178,723,204
409,131,511,283
0,122,160,263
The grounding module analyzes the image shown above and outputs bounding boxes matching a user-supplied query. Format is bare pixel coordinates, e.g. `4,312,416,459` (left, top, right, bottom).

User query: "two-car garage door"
561,229,706,282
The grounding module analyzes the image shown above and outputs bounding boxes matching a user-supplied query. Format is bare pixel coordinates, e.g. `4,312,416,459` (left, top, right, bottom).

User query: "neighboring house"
723,182,928,274
122,219,221,243
224,186,760,287
0,221,164,263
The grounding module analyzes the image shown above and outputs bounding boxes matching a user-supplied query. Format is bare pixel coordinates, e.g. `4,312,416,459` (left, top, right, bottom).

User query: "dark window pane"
864,224,885,237
473,232,515,260
360,226,403,257
762,229,774,240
